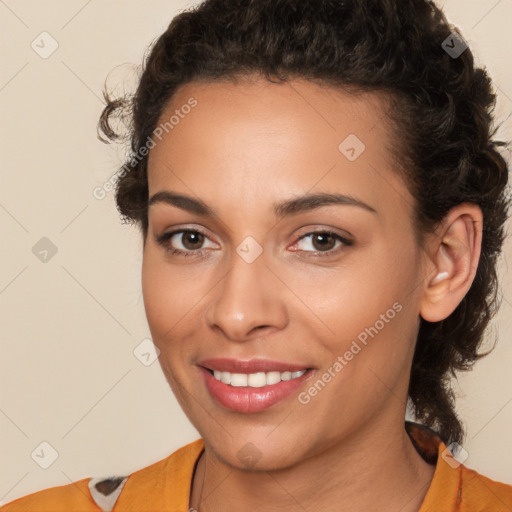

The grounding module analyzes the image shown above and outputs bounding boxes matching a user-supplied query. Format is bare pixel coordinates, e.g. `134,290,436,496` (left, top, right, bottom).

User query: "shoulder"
0,477,101,512
457,465,512,511
0,439,204,512
405,422,512,511
0,477,130,512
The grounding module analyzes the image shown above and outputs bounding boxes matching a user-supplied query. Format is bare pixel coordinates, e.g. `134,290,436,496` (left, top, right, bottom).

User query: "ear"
420,203,483,323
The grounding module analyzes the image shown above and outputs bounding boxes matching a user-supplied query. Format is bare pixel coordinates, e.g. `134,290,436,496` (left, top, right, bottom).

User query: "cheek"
141,255,172,335
303,246,409,331
141,249,203,334
141,252,199,395
309,238,420,369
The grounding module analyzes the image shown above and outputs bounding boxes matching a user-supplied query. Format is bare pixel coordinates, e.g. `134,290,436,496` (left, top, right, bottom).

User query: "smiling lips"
198,358,313,413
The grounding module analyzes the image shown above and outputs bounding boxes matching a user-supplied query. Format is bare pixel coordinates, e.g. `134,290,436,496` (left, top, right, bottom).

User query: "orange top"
2,423,511,512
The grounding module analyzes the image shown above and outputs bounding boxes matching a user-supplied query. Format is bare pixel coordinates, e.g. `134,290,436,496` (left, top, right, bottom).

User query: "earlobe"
420,204,483,323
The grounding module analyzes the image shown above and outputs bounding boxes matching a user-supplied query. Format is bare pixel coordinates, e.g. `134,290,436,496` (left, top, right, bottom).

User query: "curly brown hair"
98,0,510,446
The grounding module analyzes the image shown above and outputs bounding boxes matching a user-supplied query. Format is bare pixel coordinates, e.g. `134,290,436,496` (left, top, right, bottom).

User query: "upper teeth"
212,370,307,387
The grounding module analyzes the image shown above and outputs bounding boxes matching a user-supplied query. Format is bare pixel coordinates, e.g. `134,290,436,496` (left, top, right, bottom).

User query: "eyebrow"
147,190,377,217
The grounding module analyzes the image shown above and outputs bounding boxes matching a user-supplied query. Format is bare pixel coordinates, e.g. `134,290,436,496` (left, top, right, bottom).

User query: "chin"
202,427,311,472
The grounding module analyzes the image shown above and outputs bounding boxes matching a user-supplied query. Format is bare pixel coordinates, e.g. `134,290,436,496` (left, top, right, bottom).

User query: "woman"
3,0,511,510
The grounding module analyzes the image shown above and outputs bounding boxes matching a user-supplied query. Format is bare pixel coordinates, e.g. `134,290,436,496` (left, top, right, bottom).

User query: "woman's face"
142,76,429,469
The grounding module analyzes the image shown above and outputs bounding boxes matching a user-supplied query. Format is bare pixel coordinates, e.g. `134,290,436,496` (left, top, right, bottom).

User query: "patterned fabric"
405,421,442,465
88,477,128,512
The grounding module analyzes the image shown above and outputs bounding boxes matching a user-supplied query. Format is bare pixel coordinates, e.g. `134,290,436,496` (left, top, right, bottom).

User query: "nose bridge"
206,239,287,340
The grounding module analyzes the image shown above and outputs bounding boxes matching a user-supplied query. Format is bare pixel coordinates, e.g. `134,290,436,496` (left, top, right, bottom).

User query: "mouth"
197,358,314,413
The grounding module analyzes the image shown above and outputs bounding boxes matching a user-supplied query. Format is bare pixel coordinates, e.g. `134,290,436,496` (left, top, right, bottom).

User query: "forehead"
146,77,413,222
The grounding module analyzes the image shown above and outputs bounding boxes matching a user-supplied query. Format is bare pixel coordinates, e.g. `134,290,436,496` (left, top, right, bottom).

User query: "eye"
291,230,353,257
155,229,218,257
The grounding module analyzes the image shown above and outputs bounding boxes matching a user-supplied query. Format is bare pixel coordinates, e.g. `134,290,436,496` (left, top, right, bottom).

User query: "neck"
190,417,436,512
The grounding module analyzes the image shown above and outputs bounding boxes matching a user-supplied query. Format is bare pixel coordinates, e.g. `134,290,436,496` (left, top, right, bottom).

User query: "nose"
205,249,289,342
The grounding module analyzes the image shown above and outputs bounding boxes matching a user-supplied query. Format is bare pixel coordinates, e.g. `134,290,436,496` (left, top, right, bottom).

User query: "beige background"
1,0,511,504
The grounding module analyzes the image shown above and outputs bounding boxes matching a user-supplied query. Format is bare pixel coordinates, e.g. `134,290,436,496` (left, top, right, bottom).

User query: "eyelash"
155,228,353,259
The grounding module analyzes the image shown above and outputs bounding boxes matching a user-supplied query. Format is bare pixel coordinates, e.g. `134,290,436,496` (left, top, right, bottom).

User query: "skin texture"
142,76,482,512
